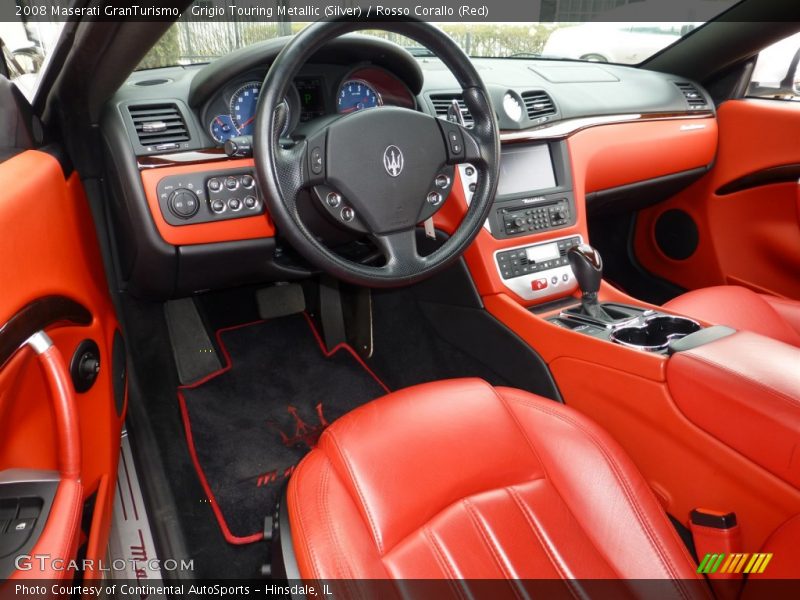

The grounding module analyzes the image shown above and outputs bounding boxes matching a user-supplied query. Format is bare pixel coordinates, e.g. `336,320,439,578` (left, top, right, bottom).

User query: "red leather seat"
287,378,707,591
663,286,800,347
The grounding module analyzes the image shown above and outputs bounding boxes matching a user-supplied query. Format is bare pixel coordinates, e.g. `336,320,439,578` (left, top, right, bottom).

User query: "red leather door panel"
0,151,122,579
634,99,800,299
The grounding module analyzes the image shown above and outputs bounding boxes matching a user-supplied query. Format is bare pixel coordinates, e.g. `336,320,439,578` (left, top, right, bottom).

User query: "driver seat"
285,379,707,592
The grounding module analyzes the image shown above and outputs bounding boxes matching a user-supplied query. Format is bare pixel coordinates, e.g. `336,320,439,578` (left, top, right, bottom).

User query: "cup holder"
610,316,701,352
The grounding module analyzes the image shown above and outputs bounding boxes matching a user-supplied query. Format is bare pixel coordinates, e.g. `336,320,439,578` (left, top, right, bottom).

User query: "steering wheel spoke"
372,228,422,269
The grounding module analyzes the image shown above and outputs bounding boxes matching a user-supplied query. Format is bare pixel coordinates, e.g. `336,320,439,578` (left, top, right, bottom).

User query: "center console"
459,141,580,302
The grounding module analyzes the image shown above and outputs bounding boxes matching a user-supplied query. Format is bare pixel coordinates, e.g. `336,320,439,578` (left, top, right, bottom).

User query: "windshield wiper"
508,52,543,59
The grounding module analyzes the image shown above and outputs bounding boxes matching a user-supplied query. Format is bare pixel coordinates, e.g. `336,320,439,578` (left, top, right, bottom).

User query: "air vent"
521,91,556,120
430,94,473,127
128,103,190,146
674,82,708,109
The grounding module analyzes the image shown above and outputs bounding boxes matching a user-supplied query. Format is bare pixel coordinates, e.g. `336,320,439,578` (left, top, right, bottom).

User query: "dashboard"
104,35,718,300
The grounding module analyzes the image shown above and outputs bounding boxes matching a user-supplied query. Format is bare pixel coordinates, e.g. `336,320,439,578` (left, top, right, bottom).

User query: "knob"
567,244,603,297
168,189,200,219
514,217,525,227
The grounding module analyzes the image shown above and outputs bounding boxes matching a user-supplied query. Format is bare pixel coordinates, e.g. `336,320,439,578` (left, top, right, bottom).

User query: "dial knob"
514,217,525,227
168,189,200,219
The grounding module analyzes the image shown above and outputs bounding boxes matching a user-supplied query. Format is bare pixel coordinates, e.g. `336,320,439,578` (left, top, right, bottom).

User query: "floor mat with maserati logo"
177,313,389,544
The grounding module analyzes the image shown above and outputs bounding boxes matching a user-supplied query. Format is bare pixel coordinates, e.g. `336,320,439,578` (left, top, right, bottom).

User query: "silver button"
427,192,442,206
435,174,450,189
562,274,569,282
341,207,355,222
326,192,341,208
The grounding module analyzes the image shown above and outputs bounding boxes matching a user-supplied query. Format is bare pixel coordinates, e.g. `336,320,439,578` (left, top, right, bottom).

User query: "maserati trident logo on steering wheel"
383,145,404,177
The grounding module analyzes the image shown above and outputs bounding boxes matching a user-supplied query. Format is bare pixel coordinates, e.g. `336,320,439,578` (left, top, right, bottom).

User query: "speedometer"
229,81,292,138
337,79,382,114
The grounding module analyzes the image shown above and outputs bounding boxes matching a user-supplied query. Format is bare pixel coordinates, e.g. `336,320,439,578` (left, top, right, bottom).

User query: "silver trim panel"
0,468,60,485
25,331,53,355
494,234,583,302
500,112,714,143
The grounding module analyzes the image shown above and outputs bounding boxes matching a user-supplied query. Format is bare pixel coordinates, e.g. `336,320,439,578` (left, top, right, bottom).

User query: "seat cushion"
663,286,800,347
287,378,705,590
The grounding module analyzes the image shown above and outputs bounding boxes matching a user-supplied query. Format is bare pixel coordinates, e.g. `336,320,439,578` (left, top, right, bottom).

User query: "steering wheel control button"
341,207,355,222
427,192,443,206
228,198,242,211
326,192,342,208
211,199,226,214
168,189,200,219
244,195,258,210
435,174,450,189
310,147,324,175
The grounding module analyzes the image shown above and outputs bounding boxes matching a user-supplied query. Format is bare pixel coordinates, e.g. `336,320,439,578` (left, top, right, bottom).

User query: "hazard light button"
531,278,548,291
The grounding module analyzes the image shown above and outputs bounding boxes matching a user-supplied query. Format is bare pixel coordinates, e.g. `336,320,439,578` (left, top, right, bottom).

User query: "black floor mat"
178,313,389,543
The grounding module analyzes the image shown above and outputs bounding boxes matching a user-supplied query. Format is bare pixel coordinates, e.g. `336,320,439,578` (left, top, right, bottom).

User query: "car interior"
0,0,799,595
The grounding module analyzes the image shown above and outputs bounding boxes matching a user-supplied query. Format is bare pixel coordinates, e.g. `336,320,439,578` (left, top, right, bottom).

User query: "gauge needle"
239,115,256,129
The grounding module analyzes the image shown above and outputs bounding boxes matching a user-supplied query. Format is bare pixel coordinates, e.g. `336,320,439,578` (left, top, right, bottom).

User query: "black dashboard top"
111,35,712,156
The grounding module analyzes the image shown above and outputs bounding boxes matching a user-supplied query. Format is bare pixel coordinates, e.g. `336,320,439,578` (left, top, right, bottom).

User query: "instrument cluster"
204,66,415,146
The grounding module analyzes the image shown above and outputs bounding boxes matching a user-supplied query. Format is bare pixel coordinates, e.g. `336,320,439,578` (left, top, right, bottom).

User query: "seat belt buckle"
691,509,743,600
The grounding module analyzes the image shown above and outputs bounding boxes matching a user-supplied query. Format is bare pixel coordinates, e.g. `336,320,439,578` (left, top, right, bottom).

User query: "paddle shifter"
567,244,612,321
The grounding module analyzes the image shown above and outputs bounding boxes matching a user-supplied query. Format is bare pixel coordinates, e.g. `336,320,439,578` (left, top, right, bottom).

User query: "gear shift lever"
567,244,611,321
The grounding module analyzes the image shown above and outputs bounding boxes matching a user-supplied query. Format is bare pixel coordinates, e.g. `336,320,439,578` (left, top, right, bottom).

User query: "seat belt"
690,508,743,600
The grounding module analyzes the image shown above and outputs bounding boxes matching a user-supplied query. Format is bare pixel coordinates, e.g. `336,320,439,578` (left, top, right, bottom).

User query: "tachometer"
209,114,237,144
337,79,382,114
230,81,261,135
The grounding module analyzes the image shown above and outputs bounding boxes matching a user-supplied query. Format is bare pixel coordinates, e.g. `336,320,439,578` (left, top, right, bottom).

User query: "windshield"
138,0,737,70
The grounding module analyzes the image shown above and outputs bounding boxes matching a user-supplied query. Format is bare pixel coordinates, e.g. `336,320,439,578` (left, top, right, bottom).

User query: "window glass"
748,32,800,101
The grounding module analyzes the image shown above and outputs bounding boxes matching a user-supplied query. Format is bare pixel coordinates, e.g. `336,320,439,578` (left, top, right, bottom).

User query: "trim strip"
0,296,92,369
500,111,714,143
716,163,800,196
138,111,716,169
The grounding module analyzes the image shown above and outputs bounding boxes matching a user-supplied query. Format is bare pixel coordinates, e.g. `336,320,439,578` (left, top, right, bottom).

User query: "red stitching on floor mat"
177,313,390,545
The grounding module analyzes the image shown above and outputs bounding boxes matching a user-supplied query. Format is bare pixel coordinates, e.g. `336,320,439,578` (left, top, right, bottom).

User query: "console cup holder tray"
610,315,701,352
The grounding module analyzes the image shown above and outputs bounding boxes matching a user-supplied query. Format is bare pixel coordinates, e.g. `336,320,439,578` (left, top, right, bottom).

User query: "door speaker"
654,209,698,260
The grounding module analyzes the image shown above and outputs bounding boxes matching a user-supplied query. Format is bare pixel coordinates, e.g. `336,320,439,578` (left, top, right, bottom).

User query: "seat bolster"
744,514,800,583
761,294,800,340
663,286,800,347
287,449,388,580
496,387,704,583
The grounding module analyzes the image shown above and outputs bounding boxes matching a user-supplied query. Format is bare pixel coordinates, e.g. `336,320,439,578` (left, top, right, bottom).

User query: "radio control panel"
499,198,571,236
495,235,582,301
492,194,576,239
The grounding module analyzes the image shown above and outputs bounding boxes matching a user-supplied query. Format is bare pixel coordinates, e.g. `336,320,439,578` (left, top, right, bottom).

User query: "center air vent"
128,103,190,146
521,91,556,120
430,93,474,127
674,82,708,110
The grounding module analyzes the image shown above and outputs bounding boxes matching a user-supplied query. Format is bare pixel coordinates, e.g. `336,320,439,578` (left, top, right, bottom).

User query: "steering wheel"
253,18,500,287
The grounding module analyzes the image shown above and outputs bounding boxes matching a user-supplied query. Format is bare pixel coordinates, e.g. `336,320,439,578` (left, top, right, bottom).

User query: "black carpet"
178,313,389,543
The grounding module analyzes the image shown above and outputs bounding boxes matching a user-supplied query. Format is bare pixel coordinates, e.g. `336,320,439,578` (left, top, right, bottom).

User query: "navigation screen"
295,77,325,122
497,144,557,196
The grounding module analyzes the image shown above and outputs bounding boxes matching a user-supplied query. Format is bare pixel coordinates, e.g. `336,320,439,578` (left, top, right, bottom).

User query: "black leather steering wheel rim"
253,17,500,287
